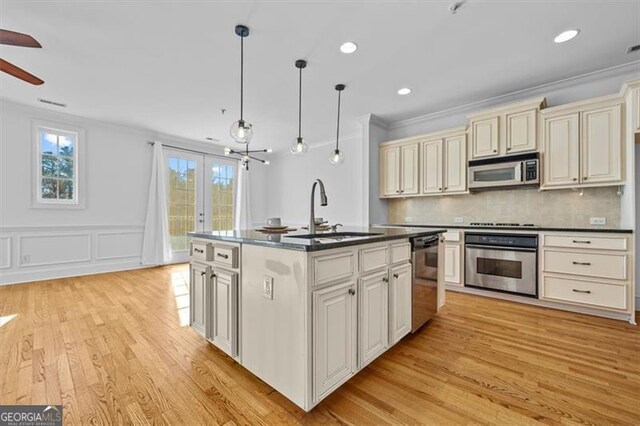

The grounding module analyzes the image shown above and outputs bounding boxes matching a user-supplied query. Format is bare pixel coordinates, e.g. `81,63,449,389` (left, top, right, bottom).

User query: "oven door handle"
465,244,536,253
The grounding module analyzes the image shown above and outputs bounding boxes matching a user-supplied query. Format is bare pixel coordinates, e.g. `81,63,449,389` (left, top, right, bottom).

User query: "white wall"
265,137,365,227
0,100,269,284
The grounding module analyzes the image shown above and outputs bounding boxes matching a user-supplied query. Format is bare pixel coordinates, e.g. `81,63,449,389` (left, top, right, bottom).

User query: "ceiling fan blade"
0,58,44,85
0,29,42,48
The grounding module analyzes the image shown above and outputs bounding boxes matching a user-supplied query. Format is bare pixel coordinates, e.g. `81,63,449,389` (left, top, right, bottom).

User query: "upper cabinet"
541,96,623,190
379,141,419,197
468,97,546,159
422,128,467,196
622,79,640,136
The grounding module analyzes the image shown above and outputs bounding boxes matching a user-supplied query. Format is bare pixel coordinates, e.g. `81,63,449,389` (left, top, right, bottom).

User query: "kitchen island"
187,226,445,411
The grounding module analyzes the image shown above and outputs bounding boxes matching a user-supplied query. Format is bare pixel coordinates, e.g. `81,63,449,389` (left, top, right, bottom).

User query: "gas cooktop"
469,222,536,227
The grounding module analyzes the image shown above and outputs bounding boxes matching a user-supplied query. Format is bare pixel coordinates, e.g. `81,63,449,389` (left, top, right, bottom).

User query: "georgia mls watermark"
0,405,62,426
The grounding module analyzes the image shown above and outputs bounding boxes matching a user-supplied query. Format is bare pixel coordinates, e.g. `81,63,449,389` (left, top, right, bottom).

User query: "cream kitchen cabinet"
541,96,623,189
189,262,210,337
622,79,640,134
210,268,238,357
388,262,412,344
312,280,358,401
358,270,389,368
468,97,545,159
379,142,419,197
421,128,467,196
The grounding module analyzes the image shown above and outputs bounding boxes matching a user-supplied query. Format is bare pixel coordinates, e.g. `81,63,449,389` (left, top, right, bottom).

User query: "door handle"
382,277,389,283
572,289,591,294
393,273,399,279
210,273,216,279
572,261,591,266
348,288,356,296
572,240,591,244
194,248,204,254
217,253,229,259
198,219,204,223
200,271,206,277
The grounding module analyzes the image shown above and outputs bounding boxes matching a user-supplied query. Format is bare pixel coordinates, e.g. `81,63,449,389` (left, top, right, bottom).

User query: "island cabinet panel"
313,280,357,402
189,262,210,337
210,268,238,357
358,271,389,368
389,263,412,344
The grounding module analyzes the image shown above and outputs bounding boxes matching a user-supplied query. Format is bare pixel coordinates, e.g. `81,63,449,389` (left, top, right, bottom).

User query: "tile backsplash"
387,186,622,228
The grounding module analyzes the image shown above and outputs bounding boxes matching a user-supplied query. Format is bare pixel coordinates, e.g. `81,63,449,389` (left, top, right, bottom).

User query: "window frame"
207,157,238,232
31,119,86,209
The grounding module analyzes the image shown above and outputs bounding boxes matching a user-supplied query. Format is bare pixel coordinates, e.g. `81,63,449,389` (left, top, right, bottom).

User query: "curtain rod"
147,140,231,161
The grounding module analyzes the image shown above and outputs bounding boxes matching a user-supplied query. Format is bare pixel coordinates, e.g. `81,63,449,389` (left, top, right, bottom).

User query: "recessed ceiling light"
340,41,358,54
554,29,580,43
397,88,411,95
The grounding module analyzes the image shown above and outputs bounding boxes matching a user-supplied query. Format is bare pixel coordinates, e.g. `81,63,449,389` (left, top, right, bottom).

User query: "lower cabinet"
189,262,210,337
312,280,358,401
210,268,238,357
358,271,389,368
389,263,412,344
443,242,462,286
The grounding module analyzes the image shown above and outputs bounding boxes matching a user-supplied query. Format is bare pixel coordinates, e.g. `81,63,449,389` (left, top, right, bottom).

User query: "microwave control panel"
524,160,538,182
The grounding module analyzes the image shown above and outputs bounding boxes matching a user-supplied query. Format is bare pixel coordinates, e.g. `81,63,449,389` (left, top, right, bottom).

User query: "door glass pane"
473,168,516,182
476,258,522,279
210,162,235,231
167,156,197,251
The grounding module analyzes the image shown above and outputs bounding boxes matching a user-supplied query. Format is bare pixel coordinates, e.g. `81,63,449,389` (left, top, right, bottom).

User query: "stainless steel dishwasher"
410,235,439,332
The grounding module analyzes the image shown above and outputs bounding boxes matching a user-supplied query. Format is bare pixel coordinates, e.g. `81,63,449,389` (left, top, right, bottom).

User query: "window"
167,156,198,252
209,162,235,232
32,120,85,208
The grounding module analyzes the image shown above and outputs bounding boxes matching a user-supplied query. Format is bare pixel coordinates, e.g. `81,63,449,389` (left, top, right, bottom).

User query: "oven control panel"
465,233,538,249
524,160,538,183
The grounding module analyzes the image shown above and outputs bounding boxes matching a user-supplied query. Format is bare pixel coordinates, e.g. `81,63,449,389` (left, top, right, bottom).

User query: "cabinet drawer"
359,245,388,275
213,245,238,268
313,251,356,287
191,241,213,262
543,250,626,280
543,235,627,251
389,242,411,265
542,276,626,310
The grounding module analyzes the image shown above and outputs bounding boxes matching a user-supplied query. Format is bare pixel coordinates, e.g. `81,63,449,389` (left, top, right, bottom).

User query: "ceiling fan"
0,29,44,85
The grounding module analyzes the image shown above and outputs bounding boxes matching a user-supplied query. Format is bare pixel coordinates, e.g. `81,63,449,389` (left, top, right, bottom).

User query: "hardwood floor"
1,265,638,425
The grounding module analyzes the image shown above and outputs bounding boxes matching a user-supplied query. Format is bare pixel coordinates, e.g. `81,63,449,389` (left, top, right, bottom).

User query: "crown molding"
388,60,640,130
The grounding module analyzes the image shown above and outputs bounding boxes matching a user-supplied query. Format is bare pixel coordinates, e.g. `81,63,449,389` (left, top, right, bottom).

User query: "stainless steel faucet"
309,179,327,234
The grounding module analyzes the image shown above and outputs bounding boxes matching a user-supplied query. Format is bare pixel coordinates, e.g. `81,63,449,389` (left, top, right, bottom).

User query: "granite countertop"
188,227,446,252
376,223,633,234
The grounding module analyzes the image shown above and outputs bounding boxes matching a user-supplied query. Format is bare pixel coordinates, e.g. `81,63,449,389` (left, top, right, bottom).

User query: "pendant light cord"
335,89,341,151
298,66,302,139
240,34,244,121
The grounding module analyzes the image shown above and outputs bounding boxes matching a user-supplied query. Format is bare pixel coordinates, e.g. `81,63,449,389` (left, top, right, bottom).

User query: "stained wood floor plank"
1,264,638,425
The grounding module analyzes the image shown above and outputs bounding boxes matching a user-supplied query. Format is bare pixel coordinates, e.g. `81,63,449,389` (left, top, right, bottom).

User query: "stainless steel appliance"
468,153,539,191
465,233,538,297
411,235,439,332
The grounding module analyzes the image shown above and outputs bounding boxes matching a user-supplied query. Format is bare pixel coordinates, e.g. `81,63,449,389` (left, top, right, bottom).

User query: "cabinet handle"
572,289,591,294
493,149,497,153
210,273,216,279
200,271,206,277
438,187,442,191
573,178,577,182
506,147,511,151
382,277,389,283
400,189,404,193
393,273,399,279
217,253,229,259
444,187,448,190
572,261,591,266
396,190,400,194
194,248,204,254
572,240,591,244
348,288,356,296
583,177,588,180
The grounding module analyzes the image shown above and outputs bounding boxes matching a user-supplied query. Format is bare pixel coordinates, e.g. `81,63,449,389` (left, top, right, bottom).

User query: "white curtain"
234,165,253,230
141,142,172,265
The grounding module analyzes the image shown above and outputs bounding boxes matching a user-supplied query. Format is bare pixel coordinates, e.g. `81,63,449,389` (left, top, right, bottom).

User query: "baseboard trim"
0,259,149,286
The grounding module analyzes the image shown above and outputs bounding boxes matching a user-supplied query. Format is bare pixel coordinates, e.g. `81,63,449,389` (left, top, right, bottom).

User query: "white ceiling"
1,1,639,151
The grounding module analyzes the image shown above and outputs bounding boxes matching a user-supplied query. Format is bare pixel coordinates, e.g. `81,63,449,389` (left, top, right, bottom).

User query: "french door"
164,149,238,262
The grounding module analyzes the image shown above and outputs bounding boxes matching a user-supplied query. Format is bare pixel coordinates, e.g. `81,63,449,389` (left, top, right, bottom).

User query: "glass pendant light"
290,59,309,155
230,25,253,144
329,84,345,165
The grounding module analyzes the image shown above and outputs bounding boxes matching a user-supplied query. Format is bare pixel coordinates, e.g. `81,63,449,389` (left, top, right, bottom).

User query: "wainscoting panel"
96,231,144,260
0,224,147,285
0,237,10,269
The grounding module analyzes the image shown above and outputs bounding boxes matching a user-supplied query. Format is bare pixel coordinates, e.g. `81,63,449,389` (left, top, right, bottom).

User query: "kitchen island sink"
285,231,382,239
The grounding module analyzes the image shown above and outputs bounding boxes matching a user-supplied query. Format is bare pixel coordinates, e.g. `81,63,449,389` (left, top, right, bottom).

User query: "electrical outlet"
263,276,274,300
590,217,606,225
454,217,464,224
405,217,413,223
20,255,31,264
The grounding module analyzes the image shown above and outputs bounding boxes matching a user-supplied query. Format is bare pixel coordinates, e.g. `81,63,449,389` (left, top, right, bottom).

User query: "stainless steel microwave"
468,152,539,191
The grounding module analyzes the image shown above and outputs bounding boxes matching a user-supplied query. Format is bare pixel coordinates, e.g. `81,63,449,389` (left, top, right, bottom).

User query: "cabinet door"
443,134,467,193
422,139,443,194
313,281,357,401
380,146,400,196
506,108,537,154
389,263,412,344
581,104,622,184
358,272,389,368
211,268,238,357
471,116,499,159
443,243,461,286
634,88,640,133
189,262,210,337
400,143,420,195
542,112,580,187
